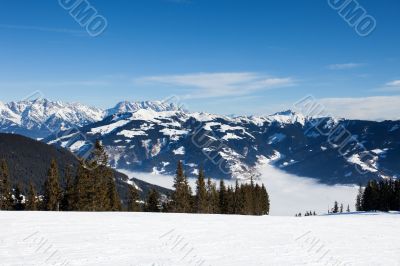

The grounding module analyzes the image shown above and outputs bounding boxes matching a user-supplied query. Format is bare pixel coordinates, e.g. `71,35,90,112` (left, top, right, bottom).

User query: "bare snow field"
1,212,400,266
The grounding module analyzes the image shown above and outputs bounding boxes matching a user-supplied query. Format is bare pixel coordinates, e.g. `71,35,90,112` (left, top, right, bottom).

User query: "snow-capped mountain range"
0,99,180,139
1,99,399,185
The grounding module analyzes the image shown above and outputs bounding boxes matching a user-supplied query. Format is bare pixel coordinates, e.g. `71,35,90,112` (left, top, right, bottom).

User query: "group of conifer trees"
0,142,270,216
150,161,270,215
0,141,126,212
356,179,400,212
329,201,351,214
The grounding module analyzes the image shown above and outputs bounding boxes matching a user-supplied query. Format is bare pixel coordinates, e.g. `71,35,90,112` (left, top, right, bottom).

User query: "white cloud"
373,80,400,92
318,96,400,121
257,164,358,216
137,72,296,99
327,63,364,70
386,80,400,87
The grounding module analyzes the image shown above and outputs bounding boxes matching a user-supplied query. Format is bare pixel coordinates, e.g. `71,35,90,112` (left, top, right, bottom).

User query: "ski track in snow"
0,212,399,266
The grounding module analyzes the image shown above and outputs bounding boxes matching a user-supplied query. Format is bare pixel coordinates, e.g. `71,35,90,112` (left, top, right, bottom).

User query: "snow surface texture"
119,163,358,216
0,212,399,266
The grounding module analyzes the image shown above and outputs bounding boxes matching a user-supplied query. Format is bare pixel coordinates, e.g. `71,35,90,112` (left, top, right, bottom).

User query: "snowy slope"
0,211,399,266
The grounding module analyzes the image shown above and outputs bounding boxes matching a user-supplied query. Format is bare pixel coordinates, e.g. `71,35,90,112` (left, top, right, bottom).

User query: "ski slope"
0,211,399,266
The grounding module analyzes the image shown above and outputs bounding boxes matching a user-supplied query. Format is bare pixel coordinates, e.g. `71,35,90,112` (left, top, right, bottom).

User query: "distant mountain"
106,100,182,116
2,98,399,185
0,99,105,139
0,99,180,139
0,133,171,201
45,108,400,185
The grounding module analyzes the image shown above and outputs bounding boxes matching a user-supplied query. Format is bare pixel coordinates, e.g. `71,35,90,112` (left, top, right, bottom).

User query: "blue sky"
0,0,399,119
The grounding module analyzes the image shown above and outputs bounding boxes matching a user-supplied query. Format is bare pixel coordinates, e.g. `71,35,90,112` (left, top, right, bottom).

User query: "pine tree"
107,175,122,211
73,162,95,211
43,159,61,211
346,204,350,213
332,201,339,213
226,186,235,214
233,180,243,214
219,179,227,214
340,203,343,213
171,161,192,213
61,167,75,211
73,141,122,212
206,177,219,214
362,180,379,211
261,184,270,215
92,140,112,211
26,181,38,211
145,188,160,212
195,168,208,213
0,159,13,210
127,184,141,212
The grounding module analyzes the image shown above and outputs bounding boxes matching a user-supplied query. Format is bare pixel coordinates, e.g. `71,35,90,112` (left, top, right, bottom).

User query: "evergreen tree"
332,201,339,213
127,184,141,212
233,180,243,214
346,204,350,213
355,185,364,211
340,203,343,213
261,184,270,215
171,161,192,213
195,168,208,213
145,188,160,212
107,175,122,211
219,179,227,214
73,162,95,211
226,186,235,214
26,181,38,211
61,166,74,211
0,159,13,210
43,159,61,211
206,177,219,214
362,180,379,211
73,141,122,212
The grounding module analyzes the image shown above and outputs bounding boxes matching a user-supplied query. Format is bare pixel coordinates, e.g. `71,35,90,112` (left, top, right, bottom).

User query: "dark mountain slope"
0,133,170,201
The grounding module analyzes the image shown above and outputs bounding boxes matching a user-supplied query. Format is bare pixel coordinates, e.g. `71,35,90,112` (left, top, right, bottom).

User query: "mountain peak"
107,100,182,116
267,109,307,125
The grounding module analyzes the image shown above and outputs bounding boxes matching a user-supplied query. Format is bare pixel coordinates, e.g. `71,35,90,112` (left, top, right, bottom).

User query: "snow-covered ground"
1,211,399,266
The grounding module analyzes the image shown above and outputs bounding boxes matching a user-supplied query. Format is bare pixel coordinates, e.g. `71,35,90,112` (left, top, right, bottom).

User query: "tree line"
0,142,270,216
356,179,400,212
147,161,270,215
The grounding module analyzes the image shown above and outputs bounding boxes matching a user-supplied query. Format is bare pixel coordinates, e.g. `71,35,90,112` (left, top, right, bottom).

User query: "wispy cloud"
137,72,296,99
327,63,365,70
318,95,400,121
385,80,400,87
0,24,85,36
374,79,400,92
